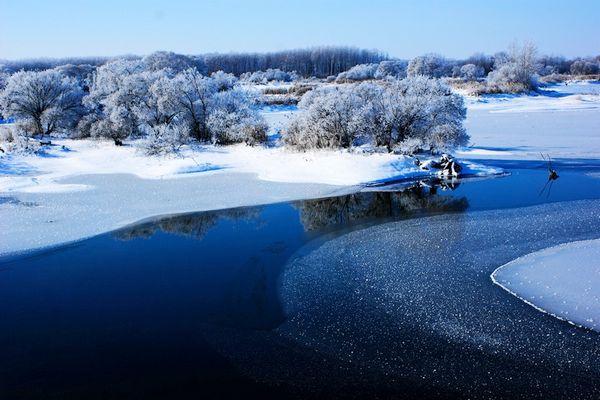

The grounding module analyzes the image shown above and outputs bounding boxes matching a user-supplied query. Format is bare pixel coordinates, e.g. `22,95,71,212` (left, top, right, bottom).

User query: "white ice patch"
492,239,600,332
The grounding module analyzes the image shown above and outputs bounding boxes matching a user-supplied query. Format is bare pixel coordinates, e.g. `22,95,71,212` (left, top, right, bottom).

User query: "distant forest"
0,46,388,78
203,47,387,77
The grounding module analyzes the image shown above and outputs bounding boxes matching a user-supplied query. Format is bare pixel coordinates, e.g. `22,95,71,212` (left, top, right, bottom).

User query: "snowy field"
458,82,600,160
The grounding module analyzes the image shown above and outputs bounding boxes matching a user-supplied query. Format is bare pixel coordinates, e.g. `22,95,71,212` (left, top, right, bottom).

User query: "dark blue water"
1,164,600,399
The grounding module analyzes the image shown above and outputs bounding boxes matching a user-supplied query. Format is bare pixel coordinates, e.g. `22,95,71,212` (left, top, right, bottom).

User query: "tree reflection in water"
296,179,469,231
114,207,261,241
114,178,468,240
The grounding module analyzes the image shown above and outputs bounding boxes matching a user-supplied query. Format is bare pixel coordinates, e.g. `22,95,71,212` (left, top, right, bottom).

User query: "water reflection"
115,207,261,240
296,183,469,231
115,180,468,240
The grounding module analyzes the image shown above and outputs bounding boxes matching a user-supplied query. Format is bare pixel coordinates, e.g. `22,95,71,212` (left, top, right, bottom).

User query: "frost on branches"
486,42,540,93
0,69,84,136
284,76,468,154
78,61,266,153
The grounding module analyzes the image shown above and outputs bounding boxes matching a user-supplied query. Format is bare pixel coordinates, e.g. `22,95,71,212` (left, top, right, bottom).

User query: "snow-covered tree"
284,85,366,149
141,123,189,155
204,46,386,77
407,54,452,78
81,59,146,139
374,77,467,151
173,68,218,141
132,72,183,134
459,64,485,81
206,88,267,145
142,51,198,73
82,59,264,149
284,77,468,153
335,63,379,82
53,64,96,89
464,53,494,75
537,55,570,75
240,69,298,83
492,51,511,69
570,59,599,75
374,60,408,79
487,42,540,92
210,70,238,91
84,62,190,148
0,69,84,136
0,67,11,90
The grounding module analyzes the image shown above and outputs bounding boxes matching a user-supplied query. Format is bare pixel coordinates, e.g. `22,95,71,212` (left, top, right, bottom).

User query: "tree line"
0,46,387,78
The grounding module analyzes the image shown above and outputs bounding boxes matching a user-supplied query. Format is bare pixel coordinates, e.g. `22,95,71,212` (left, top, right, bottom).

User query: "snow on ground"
0,138,497,195
548,80,600,95
492,239,600,332
458,82,600,160
466,92,600,113
260,104,297,135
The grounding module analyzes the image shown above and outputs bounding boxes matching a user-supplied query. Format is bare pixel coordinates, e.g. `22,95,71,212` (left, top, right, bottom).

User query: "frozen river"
2,164,600,399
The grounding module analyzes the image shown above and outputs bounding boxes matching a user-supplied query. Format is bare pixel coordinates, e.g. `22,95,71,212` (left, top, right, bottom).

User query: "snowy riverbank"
0,137,498,257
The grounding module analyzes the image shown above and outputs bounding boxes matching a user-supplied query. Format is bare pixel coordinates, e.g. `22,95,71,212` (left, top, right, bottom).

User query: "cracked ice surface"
276,200,600,397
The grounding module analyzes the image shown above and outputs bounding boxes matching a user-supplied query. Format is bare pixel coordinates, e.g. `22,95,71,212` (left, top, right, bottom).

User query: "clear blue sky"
1,0,598,60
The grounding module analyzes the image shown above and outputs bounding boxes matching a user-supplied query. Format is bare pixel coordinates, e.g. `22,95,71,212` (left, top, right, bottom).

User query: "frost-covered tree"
537,55,570,75
0,69,84,136
173,68,218,141
240,68,298,83
487,42,540,92
407,54,453,78
0,72,9,91
81,59,146,139
0,67,10,120
374,77,467,151
84,63,189,148
206,88,267,145
142,123,189,155
335,63,379,82
492,51,511,69
53,64,96,89
284,77,468,153
0,57,109,74
210,70,238,91
570,59,599,75
142,51,199,73
459,64,485,81
204,46,386,77
462,53,494,75
284,85,366,149
82,59,263,148
374,60,408,79
131,72,183,134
